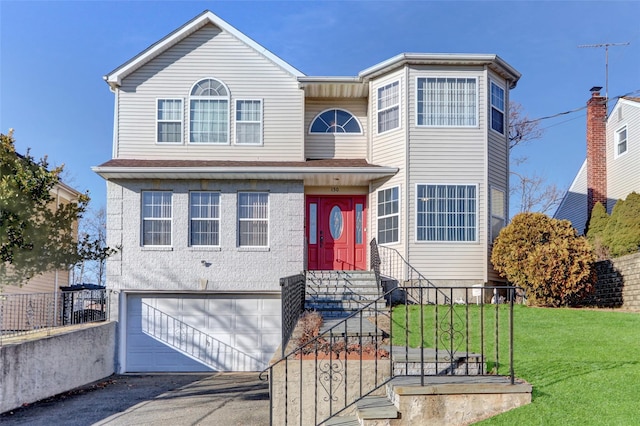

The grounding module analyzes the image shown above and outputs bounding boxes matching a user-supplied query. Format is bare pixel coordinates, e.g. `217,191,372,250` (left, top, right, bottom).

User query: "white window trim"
189,191,221,247
615,125,628,158
490,186,506,243
414,183,479,244
188,78,231,145
377,80,401,135
156,98,184,144
238,192,270,248
308,108,364,135
415,76,479,128
489,80,506,135
235,99,263,145
377,186,400,245
141,190,173,247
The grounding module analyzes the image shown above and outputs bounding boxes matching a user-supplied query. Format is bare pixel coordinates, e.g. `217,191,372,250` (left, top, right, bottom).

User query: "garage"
125,294,281,372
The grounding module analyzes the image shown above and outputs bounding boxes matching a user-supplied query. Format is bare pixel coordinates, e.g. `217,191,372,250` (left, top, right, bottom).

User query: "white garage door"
125,294,281,372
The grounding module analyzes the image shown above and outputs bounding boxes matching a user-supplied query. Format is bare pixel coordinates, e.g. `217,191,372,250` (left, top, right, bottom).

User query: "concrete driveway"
0,373,269,426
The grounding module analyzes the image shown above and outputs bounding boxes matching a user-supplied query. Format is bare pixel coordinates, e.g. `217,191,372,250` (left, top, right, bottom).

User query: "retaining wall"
586,252,640,310
0,322,116,413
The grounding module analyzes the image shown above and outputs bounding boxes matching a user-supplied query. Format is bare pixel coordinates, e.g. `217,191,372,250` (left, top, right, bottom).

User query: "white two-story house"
93,10,520,373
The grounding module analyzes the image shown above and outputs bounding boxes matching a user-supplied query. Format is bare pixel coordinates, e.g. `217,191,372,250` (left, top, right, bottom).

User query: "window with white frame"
616,126,628,156
377,81,400,133
490,187,505,241
490,81,505,134
236,99,262,144
157,99,183,143
189,78,229,143
190,192,220,246
142,191,172,246
416,184,477,242
377,187,399,244
238,192,269,247
310,109,362,133
416,77,477,127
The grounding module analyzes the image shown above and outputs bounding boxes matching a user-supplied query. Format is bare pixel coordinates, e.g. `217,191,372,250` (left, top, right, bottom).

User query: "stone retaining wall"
585,252,640,310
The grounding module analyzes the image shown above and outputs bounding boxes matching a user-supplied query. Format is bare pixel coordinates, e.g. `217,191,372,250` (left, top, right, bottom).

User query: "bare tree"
508,102,563,215
73,206,110,285
508,102,544,150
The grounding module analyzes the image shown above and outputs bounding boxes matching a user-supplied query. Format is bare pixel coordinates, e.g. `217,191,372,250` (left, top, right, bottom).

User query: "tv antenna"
578,42,630,105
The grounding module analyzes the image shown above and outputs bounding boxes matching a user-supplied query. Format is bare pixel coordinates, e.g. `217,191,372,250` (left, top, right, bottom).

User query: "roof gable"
104,10,304,89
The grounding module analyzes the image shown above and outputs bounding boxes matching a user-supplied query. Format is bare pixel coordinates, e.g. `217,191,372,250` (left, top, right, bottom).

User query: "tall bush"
491,212,596,307
586,192,640,259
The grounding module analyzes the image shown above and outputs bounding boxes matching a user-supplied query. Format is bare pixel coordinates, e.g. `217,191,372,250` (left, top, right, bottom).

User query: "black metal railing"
280,273,306,357
370,238,449,304
0,288,108,345
261,282,520,425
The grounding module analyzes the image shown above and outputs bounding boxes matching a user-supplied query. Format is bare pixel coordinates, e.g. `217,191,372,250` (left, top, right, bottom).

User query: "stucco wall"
0,322,116,414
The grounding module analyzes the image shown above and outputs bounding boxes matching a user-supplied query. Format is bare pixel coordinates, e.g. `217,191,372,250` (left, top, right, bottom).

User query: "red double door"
306,195,367,270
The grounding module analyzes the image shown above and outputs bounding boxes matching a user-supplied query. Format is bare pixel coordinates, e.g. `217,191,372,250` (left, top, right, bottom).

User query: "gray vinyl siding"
406,66,488,281
607,100,640,206
554,161,588,234
115,24,303,161
370,69,408,258
304,99,368,159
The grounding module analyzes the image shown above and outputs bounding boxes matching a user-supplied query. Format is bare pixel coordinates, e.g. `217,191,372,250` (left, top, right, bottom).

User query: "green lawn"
391,305,640,425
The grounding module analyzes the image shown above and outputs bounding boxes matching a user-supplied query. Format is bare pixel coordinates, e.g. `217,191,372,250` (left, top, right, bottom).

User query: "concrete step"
305,300,387,310
323,415,360,426
355,395,398,420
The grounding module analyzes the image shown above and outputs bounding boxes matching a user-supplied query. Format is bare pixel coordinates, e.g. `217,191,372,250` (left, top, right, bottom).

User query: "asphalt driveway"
0,373,269,426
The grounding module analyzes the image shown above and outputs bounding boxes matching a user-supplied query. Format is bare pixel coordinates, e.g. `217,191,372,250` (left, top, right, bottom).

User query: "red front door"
306,195,366,270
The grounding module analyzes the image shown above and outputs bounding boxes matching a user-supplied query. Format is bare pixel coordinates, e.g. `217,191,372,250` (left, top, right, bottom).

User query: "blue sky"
1,1,639,215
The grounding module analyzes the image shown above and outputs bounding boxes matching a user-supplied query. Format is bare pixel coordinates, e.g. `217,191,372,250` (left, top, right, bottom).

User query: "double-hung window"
416,77,477,127
238,192,269,247
142,191,172,246
490,81,505,134
157,99,183,143
190,78,229,143
190,192,220,246
616,126,628,157
377,81,400,133
416,184,477,242
236,100,262,144
377,187,399,244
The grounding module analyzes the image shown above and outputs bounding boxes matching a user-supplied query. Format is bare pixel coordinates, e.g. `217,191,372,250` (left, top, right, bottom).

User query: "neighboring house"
1,181,82,296
93,10,520,373
555,89,640,233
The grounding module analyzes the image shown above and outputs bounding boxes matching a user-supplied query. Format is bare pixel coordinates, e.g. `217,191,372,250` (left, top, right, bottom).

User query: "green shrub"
491,212,596,307
587,192,640,259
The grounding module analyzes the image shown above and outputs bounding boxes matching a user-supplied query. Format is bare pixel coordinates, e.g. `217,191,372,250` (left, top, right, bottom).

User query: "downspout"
482,67,489,284
404,66,410,281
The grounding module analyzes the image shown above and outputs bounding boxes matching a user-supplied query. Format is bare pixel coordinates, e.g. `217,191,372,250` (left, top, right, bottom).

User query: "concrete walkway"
0,373,269,426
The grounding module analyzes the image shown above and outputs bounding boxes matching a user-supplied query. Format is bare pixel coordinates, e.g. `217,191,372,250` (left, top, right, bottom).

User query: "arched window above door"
310,109,362,134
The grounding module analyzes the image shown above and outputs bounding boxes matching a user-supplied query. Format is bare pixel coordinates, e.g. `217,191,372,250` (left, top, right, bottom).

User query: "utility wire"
521,88,640,125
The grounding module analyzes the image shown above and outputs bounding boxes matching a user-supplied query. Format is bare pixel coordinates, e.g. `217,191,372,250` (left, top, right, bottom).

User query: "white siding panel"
305,99,368,159
116,24,303,161
607,101,640,205
370,69,407,258
405,67,487,280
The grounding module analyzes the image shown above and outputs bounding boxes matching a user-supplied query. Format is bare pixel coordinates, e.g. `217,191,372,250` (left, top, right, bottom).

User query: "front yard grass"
391,305,640,425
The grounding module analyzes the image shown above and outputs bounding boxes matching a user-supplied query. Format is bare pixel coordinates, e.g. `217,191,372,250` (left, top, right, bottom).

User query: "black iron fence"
0,288,108,345
280,273,306,357
370,238,448,304
262,284,519,425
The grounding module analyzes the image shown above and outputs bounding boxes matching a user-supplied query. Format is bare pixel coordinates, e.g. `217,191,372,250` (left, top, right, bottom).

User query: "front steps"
305,270,386,318
324,376,532,426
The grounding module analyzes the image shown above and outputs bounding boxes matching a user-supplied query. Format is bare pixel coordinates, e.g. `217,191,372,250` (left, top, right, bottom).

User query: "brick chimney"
586,86,607,221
